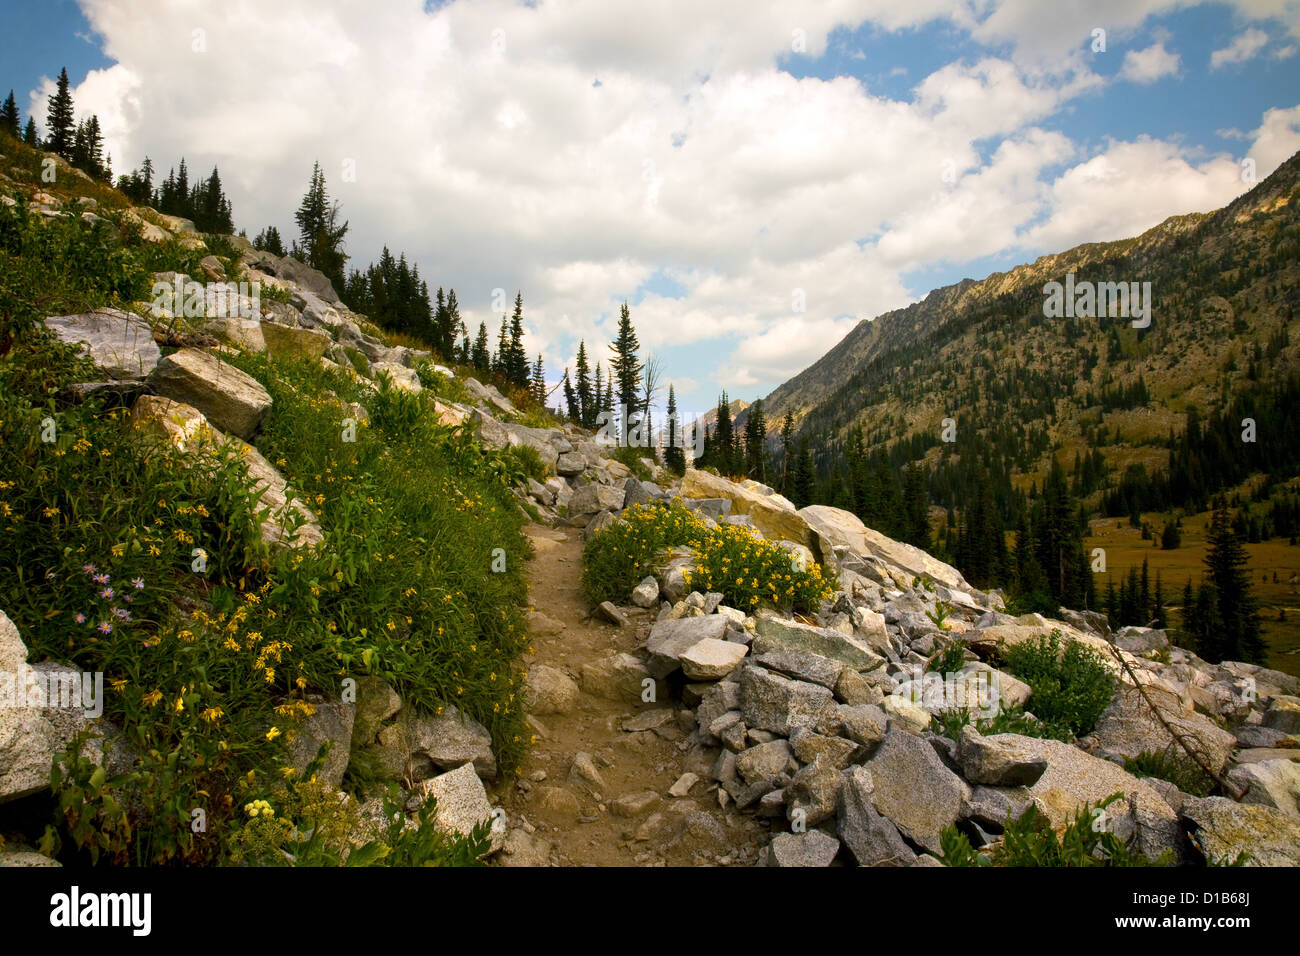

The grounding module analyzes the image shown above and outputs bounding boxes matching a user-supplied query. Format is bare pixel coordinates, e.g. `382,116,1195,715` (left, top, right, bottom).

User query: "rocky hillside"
536,466,1300,866
761,149,1300,493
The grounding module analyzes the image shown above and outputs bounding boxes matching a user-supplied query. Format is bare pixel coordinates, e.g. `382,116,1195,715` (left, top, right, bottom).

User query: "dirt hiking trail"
491,523,766,867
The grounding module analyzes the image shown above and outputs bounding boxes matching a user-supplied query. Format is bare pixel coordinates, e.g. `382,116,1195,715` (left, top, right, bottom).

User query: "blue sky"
4,1,1299,417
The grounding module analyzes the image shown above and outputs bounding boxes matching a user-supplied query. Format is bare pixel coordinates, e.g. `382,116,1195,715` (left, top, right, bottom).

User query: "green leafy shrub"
1124,749,1216,797
581,500,834,613
581,501,708,605
503,443,546,484
930,638,966,676
686,522,833,613
940,793,1175,867
0,200,150,346
223,781,490,867
998,630,1116,738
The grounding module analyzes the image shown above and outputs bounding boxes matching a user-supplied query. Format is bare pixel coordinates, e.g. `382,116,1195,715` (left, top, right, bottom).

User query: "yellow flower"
200,707,224,724
265,727,281,741
142,689,163,707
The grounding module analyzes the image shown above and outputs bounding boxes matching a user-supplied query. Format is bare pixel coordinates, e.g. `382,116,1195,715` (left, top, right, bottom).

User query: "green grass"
1123,749,1216,797
932,706,1055,741
1085,510,1300,677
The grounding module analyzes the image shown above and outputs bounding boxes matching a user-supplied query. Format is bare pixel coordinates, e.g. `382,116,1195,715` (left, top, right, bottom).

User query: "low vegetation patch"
940,793,1175,867
1,328,532,864
581,501,833,613
932,706,1054,741
1123,749,1216,797
997,630,1117,739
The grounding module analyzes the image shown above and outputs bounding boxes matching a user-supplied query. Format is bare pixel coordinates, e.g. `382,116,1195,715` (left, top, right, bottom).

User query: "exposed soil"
490,523,767,866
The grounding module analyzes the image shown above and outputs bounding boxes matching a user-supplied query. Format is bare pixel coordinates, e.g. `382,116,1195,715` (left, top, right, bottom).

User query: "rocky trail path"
490,523,766,867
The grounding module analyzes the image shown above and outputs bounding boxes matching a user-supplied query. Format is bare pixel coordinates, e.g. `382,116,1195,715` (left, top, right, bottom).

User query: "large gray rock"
1264,696,1300,735
567,483,625,518
270,253,342,305
957,725,1048,786
416,762,502,854
631,576,659,609
369,362,422,393
645,616,728,678
736,739,793,784
0,611,100,801
739,664,836,736
753,612,883,672
147,347,272,440
350,676,401,746
1180,795,1300,866
285,696,355,788
990,734,1184,861
203,317,266,353
579,652,651,702
504,424,561,474
679,638,748,680
45,308,161,380
1087,683,1237,775
753,649,843,689
767,830,840,867
1226,759,1300,819
260,322,331,362
785,756,842,826
789,728,859,769
862,726,971,853
837,766,917,866
389,705,497,781
799,504,969,589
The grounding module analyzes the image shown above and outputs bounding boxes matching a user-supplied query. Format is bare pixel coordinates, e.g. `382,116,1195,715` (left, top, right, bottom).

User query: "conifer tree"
562,369,579,421
472,322,491,372
901,463,930,549
531,354,546,404
792,437,815,507
1,90,20,137
506,292,529,386
1202,500,1265,663
664,384,686,475
743,399,768,482
779,412,796,496
294,161,349,292
713,392,735,475
494,317,509,377
574,341,594,428
45,67,75,158
23,117,38,146
609,302,642,439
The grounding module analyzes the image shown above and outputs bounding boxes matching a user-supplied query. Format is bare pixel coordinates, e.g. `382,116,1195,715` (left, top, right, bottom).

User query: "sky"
3,0,1300,419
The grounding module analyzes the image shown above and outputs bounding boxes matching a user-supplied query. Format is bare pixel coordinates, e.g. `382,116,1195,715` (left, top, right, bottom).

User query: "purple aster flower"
74,613,86,624
97,621,112,634
100,588,113,600
82,563,96,574
132,577,145,590
112,608,130,620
